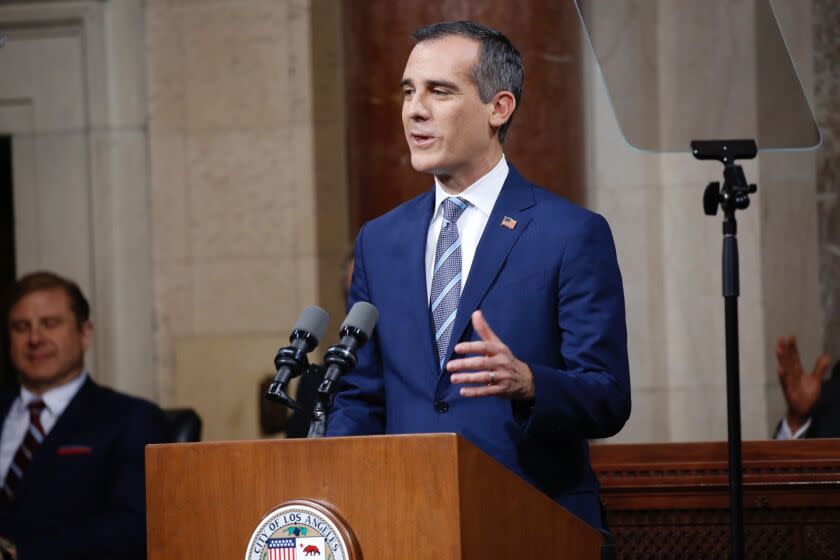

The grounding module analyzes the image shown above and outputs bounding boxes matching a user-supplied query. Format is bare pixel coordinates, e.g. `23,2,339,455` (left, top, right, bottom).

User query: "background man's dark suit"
0,377,171,559
800,368,840,438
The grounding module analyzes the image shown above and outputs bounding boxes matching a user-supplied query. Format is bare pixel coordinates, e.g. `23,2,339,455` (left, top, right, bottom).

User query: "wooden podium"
146,433,607,559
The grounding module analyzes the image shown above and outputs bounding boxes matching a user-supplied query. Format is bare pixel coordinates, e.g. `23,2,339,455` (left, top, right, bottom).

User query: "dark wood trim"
591,440,840,559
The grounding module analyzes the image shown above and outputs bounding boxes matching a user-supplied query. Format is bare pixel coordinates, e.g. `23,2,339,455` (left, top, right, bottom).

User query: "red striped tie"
1,400,46,503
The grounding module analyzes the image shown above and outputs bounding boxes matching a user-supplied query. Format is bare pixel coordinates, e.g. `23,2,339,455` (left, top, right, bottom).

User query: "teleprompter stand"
692,139,758,560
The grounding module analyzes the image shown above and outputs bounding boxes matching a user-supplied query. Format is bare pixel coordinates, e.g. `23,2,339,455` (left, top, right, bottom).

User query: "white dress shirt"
0,372,88,482
775,416,812,440
425,155,509,300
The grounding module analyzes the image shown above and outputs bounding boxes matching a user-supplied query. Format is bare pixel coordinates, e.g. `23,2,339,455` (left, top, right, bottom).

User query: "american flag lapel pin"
500,216,517,230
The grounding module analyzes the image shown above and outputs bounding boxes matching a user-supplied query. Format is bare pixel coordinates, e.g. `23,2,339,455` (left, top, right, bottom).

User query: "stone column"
147,0,348,440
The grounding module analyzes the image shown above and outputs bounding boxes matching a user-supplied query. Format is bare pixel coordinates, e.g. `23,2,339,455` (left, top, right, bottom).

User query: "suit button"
435,401,449,413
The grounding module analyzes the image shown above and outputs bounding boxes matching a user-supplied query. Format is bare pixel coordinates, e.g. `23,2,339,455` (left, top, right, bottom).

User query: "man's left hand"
448,310,535,400
0,536,16,560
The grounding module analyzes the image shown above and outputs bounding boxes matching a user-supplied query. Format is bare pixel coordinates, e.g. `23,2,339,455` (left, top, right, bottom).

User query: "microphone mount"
694,139,758,218
314,325,368,400
308,319,375,438
265,329,322,412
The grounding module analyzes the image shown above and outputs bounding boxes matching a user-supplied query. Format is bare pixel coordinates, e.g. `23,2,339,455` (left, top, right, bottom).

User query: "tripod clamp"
693,139,758,218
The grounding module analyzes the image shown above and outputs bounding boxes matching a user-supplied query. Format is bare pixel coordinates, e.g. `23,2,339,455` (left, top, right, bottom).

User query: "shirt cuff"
776,417,812,440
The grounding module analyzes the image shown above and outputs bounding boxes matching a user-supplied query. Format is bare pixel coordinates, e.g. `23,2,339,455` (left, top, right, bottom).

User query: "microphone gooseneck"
265,306,330,411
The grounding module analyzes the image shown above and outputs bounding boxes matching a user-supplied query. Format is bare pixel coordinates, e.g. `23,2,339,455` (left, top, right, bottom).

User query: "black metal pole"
307,402,327,438
723,213,744,560
694,140,756,560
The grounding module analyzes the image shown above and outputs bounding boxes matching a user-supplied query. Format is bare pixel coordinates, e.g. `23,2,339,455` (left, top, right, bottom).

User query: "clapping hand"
0,536,16,560
776,336,831,433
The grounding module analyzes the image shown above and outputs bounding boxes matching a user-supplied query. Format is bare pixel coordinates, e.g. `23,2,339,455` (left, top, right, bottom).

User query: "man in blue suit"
0,271,171,559
327,21,631,529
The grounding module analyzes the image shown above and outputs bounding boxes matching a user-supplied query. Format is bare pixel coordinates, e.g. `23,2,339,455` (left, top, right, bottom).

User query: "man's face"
8,288,91,394
401,35,499,188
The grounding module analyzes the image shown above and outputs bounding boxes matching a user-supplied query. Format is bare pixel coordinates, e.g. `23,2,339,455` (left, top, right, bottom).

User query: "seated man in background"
775,335,840,439
0,271,171,559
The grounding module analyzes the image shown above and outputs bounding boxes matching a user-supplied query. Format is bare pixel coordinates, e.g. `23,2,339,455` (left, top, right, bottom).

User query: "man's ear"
489,91,516,129
80,320,93,352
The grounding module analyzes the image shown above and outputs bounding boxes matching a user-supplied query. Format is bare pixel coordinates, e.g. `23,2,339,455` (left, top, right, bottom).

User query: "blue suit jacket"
0,377,172,559
327,166,631,529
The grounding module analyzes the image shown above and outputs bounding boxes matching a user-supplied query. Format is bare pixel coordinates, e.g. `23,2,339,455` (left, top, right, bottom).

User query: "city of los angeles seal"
246,500,353,560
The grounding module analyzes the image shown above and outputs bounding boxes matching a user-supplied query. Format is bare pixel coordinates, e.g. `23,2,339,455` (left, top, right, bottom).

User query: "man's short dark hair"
5,271,91,327
412,20,524,143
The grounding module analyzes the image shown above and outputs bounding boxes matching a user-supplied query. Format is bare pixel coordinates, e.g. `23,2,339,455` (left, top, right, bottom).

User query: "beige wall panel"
181,0,291,133
190,258,308,336
148,0,348,420
173,334,283,441
150,133,189,261
185,131,303,259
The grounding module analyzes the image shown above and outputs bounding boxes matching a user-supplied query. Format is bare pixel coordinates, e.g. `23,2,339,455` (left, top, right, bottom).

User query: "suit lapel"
397,192,440,377
440,166,536,373
16,377,97,498
37,377,96,455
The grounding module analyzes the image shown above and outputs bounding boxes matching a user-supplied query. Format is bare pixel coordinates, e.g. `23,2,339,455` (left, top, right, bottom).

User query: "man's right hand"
776,335,831,434
0,536,16,560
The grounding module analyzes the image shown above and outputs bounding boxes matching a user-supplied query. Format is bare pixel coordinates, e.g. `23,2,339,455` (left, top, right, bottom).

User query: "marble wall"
147,0,348,440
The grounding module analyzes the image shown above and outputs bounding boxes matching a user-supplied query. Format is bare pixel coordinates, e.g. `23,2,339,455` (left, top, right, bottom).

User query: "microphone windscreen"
293,305,330,344
342,301,379,338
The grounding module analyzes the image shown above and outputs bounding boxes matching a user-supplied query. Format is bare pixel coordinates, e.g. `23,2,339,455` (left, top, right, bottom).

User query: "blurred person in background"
774,335,840,439
0,271,171,559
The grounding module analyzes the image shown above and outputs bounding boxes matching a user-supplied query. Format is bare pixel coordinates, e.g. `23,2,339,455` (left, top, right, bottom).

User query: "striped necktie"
1,400,47,503
431,196,468,368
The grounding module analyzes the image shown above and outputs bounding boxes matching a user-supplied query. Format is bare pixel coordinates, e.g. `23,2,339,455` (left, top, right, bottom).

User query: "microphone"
265,305,330,411
307,302,378,438
319,301,379,394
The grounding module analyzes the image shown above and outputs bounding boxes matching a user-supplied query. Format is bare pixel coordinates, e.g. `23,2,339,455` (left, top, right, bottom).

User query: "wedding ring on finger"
487,370,496,385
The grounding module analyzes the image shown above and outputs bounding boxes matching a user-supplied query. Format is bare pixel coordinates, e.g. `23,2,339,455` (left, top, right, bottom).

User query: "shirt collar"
20,371,88,415
433,155,509,218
